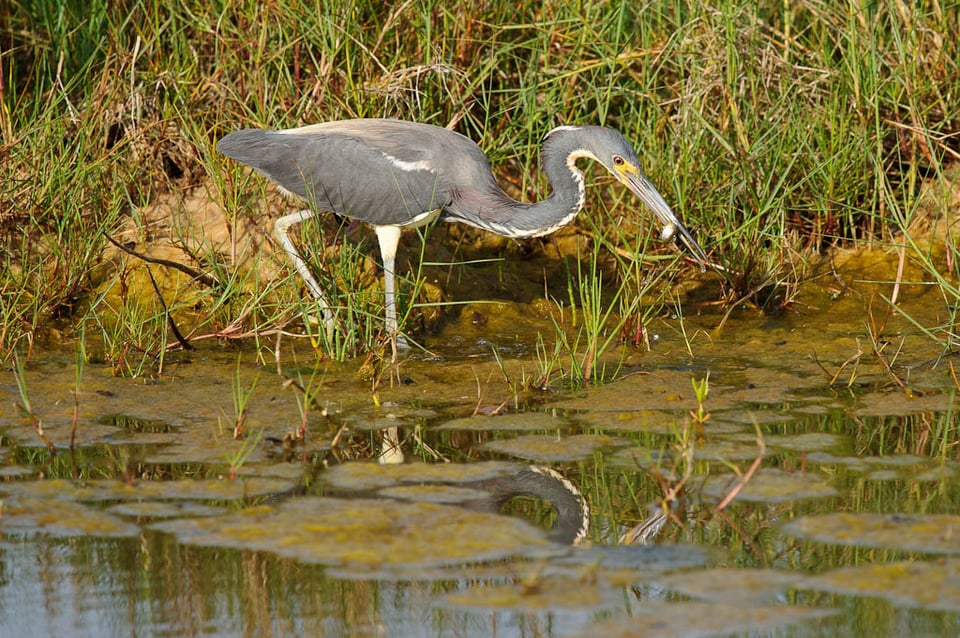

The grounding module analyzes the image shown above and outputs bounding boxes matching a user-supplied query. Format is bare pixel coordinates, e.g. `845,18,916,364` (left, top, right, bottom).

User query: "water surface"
2,263,958,637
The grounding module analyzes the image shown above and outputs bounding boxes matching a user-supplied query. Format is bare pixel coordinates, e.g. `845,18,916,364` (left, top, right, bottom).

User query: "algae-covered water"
1,253,959,637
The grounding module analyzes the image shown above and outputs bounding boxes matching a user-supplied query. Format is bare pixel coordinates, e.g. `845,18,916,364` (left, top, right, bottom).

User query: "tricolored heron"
217,118,708,353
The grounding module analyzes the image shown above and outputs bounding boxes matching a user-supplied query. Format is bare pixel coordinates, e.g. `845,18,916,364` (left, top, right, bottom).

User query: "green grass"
2,0,958,373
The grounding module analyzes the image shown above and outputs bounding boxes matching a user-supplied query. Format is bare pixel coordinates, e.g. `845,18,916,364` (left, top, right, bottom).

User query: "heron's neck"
445,134,588,238
499,135,590,237
515,148,588,237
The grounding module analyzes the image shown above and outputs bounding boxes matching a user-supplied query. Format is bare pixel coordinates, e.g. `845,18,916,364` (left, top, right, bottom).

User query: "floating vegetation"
657,568,801,604
804,561,960,612
702,468,838,504
436,412,564,432
1,477,297,504
320,460,526,491
2,498,140,538
783,513,960,554
477,434,629,462
151,497,555,571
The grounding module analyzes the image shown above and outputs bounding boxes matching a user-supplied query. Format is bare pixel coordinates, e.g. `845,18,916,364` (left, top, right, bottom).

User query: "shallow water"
2,265,959,637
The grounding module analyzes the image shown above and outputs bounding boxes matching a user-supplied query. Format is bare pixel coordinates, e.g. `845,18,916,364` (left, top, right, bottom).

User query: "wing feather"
218,122,470,225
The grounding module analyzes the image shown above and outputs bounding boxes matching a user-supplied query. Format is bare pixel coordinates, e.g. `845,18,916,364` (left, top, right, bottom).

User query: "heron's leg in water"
377,426,404,464
374,224,409,357
275,209,334,333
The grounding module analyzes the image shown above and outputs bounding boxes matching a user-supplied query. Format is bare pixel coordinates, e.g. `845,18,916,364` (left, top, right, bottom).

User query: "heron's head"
545,125,709,267
578,128,674,224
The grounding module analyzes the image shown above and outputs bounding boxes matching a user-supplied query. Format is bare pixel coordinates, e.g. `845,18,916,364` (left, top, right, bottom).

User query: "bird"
217,118,708,356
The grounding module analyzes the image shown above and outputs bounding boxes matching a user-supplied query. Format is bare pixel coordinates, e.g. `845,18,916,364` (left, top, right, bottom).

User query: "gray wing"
217,120,492,226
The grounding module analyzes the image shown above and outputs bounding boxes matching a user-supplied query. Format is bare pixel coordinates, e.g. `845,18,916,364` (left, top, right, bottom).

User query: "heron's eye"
613,156,625,166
